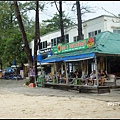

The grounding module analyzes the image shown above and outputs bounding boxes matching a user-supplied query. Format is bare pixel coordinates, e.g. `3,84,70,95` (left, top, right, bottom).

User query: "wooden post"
64,61,68,84
106,56,107,74
39,62,44,87
95,54,99,87
55,62,58,83
87,60,88,74
53,62,57,82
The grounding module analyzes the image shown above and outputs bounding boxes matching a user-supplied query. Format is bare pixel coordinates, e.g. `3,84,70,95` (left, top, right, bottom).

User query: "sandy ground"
0,79,120,119
0,91,119,119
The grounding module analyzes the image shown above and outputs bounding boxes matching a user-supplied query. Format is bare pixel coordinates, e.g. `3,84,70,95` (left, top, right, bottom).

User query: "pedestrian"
29,66,35,83
41,67,46,87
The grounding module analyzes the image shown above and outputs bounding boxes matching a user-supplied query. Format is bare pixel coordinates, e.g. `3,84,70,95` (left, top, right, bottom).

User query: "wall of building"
64,26,78,43
29,15,120,56
83,16,104,38
104,16,120,32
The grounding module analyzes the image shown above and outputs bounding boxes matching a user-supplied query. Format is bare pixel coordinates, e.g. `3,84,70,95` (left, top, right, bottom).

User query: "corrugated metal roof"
40,31,120,63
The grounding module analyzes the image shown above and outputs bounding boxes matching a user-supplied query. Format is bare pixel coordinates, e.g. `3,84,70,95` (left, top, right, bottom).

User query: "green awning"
40,31,120,63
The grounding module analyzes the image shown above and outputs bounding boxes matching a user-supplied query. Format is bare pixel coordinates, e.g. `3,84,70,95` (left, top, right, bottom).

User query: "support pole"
87,60,88,74
64,61,68,84
55,62,58,83
95,55,99,87
106,56,107,74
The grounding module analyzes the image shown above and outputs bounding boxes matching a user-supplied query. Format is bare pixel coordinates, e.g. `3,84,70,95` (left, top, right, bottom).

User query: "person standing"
29,67,35,83
41,67,46,87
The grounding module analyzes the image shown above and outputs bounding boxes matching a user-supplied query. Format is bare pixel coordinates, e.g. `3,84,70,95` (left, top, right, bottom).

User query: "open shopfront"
40,31,120,87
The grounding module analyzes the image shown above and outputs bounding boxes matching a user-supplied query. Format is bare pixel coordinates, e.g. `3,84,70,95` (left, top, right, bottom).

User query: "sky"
26,1,120,23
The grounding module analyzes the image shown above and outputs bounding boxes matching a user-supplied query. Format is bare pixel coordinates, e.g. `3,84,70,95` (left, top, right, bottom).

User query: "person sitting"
45,73,52,83
69,70,75,84
70,70,76,78
75,71,82,78
97,70,102,85
89,70,96,85
82,71,89,85
61,72,66,83
100,70,107,86
75,71,79,78
57,71,62,83
17,74,22,80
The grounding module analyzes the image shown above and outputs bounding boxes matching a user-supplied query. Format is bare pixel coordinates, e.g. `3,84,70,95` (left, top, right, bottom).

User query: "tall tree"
0,1,45,69
54,1,65,43
14,1,33,67
59,1,65,43
71,1,95,40
76,1,83,40
34,0,40,83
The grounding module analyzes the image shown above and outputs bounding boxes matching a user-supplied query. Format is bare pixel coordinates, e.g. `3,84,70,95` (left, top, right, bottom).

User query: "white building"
29,15,120,58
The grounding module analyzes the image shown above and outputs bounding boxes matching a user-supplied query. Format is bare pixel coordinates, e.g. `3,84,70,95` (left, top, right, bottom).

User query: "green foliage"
1,30,27,67
0,1,35,68
0,1,76,68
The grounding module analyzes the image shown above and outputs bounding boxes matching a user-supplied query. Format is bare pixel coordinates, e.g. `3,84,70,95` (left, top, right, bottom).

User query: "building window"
51,38,57,47
39,43,41,49
98,30,101,33
43,41,47,48
73,34,84,42
64,34,69,43
82,34,84,39
56,37,61,45
51,34,69,47
92,32,94,37
113,29,120,34
73,36,77,42
95,30,97,35
88,29,101,38
54,38,57,46
51,39,54,47
39,41,47,49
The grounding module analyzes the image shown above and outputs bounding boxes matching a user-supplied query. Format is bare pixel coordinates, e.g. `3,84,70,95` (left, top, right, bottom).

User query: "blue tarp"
40,58,57,63
40,52,95,63
5,67,13,73
63,52,95,62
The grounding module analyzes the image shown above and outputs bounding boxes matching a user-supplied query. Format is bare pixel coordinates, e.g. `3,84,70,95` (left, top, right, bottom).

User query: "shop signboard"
52,37,95,54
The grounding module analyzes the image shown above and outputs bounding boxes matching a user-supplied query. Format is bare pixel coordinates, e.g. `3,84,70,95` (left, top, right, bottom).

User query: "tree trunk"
59,1,65,43
76,1,83,40
14,1,33,67
34,0,40,84
0,59,2,70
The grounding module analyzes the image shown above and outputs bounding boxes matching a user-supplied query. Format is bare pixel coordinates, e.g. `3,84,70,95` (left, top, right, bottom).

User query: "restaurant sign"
52,37,95,54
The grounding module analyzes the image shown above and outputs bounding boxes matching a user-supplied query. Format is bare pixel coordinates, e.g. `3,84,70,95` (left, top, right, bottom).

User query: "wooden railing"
45,76,83,85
